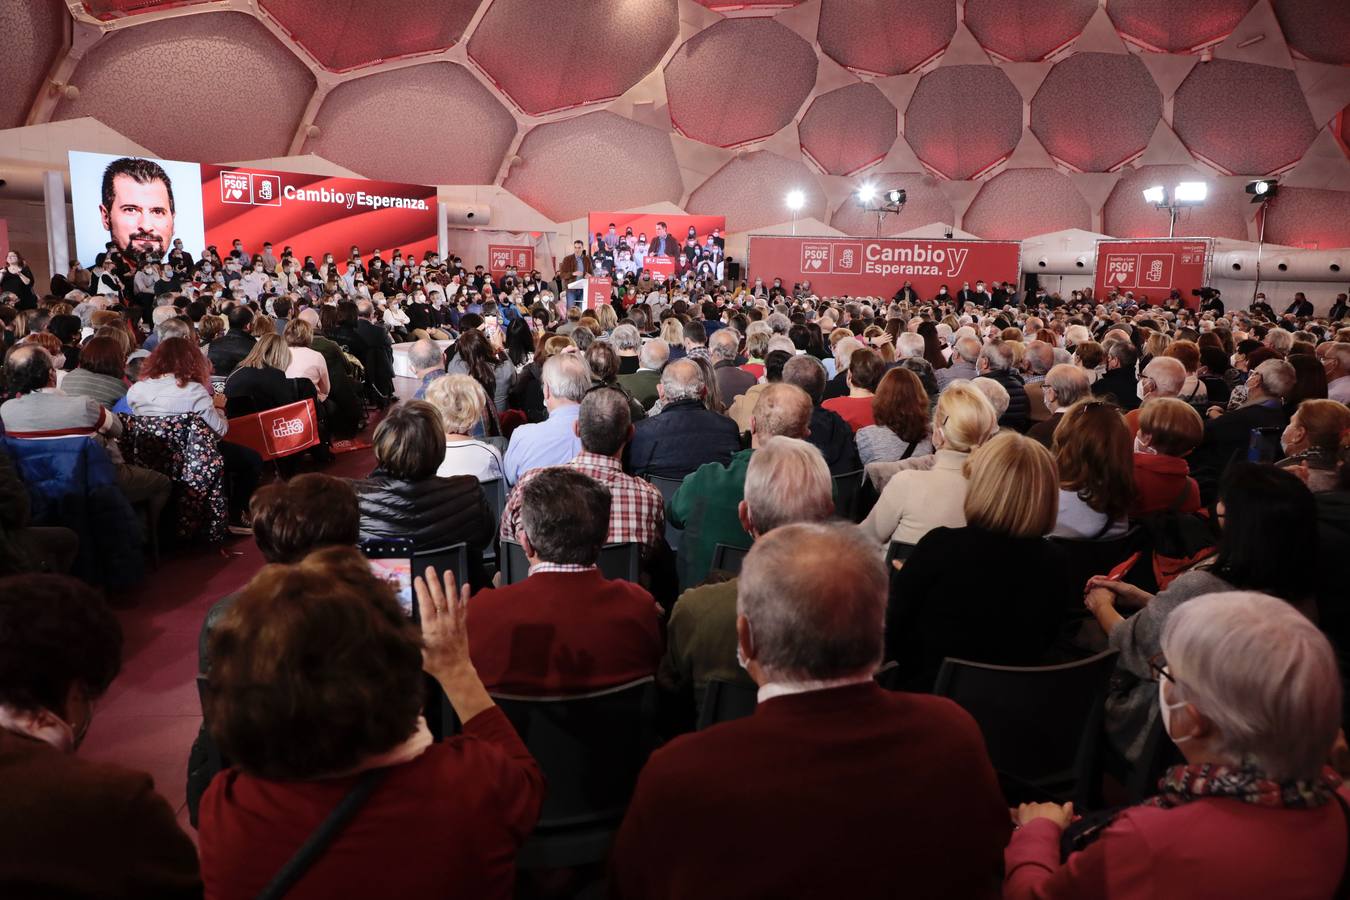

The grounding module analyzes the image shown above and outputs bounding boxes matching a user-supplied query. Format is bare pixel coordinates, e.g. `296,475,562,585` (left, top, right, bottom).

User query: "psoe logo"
252,174,282,207
801,242,831,273
270,416,305,439
220,172,252,205
832,242,863,275
1104,254,1138,287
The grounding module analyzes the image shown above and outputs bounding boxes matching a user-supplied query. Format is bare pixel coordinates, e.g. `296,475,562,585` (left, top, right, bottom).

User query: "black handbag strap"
1334,791,1350,898
257,767,390,900
900,440,918,461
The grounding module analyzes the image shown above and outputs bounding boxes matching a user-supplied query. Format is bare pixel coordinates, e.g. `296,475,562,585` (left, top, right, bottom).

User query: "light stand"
855,187,907,237
1247,179,1278,307
1142,183,1207,238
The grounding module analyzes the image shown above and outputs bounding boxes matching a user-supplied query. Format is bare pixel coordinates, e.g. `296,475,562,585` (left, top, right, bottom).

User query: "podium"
586,277,612,310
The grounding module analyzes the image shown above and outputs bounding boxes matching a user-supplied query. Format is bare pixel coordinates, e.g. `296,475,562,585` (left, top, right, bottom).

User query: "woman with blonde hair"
425,374,504,483
1051,399,1134,539
223,333,297,414
885,433,1073,689
861,381,997,551
593,302,618,335
660,316,686,360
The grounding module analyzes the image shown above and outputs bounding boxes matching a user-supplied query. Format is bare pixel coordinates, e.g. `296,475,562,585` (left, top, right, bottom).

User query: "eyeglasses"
1147,653,1176,684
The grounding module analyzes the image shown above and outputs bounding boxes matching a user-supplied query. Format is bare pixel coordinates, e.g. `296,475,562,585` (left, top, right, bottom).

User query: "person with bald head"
1027,363,1091,449
669,383,813,589
1124,355,1187,439
612,521,1009,899
658,436,836,723
626,357,741,480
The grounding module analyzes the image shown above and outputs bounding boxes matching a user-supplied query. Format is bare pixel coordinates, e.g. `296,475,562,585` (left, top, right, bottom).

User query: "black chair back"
933,650,1118,808
832,468,865,521
645,474,685,552
710,542,750,575
696,677,758,730
415,543,470,591
1048,525,1143,608
480,478,507,565
501,540,641,585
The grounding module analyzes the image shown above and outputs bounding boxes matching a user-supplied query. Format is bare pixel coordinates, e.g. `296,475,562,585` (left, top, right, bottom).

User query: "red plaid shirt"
500,452,666,552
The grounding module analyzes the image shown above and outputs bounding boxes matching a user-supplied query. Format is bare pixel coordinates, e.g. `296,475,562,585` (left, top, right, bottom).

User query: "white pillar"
43,169,70,278
437,201,449,262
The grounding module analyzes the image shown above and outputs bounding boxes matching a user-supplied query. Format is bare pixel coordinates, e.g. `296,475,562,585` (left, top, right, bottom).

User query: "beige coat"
860,448,971,547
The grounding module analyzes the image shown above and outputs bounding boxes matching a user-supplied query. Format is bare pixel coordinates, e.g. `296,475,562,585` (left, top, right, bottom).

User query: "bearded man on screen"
99,157,176,260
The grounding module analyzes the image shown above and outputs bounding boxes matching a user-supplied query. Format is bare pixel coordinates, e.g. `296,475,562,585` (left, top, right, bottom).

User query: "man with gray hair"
710,329,755,401
619,337,668,410
614,521,1009,897
823,336,863,401
1022,339,1057,426
1191,358,1295,497
1028,363,1091,448
502,352,589,484
937,335,981,391
782,354,862,475
406,338,446,400
1128,355,1187,435
670,383,813,588
659,437,835,720
628,358,740,480
895,332,925,361
976,339,1029,431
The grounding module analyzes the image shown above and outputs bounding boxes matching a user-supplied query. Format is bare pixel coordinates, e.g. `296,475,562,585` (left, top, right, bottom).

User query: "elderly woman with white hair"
425,374,504,483
1006,591,1349,899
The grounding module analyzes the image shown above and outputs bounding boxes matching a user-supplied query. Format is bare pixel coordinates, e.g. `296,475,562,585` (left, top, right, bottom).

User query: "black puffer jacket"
354,471,494,555
978,369,1030,432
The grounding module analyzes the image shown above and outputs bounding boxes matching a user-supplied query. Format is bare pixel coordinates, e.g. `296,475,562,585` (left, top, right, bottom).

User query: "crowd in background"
2,233,1350,899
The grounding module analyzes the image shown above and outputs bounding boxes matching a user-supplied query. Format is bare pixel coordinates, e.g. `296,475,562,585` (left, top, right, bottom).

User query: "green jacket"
658,577,754,721
618,368,661,411
669,448,753,589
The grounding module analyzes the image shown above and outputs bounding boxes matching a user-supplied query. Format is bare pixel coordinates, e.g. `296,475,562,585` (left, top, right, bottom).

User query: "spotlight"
857,184,876,203
886,189,905,204
1142,185,1166,205
1245,179,1278,203
1174,182,1207,204
785,190,805,211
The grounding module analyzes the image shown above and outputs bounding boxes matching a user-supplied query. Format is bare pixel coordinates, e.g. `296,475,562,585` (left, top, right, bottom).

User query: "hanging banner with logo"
586,277,612,310
747,235,1022,298
68,150,437,268
487,243,535,278
1092,238,1212,308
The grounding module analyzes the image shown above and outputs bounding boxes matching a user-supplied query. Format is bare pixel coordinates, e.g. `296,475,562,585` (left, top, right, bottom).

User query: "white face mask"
1158,677,1193,745
1133,434,1155,455
1136,380,1150,401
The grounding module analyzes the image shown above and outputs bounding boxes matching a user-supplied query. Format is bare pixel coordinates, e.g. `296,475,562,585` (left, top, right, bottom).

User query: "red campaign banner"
747,235,1022,298
586,277,612,310
1093,239,1212,308
224,399,319,461
487,244,534,277
643,256,676,281
200,165,438,265
587,212,726,257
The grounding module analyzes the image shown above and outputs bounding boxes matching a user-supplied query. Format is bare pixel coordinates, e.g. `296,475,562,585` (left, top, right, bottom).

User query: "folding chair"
500,540,642,585
695,677,758,730
645,474,685,552
710,542,750,576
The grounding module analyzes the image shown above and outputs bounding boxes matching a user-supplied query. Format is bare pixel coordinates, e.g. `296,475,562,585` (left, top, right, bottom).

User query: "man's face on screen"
101,174,174,257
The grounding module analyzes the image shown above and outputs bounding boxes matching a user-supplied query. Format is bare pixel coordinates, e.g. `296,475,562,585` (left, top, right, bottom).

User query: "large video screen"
69,150,438,268
586,211,726,281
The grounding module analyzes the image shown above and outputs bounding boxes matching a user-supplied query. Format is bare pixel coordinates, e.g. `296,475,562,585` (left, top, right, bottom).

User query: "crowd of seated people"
2,237,1350,897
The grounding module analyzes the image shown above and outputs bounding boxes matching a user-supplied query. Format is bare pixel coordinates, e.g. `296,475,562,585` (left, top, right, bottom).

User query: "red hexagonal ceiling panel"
1172,59,1317,176
503,112,683,223
664,18,816,148
799,83,897,176
54,11,315,162
309,63,514,185
962,169,1092,240
1102,165,1249,239
830,174,953,236
818,0,957,76
261,0,479,71
469,0,678,116
964,0,1096,62
687,152,825,233
1107,0,1256,52
81,0,212,19
1031,52,1161,172
1271,0,1350,66
1263,188,1350,250
904,65,1024,181
1,0,67,129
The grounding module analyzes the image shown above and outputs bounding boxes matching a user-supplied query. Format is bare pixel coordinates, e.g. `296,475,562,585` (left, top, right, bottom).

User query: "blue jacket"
0,436,144,588
626,399,742,480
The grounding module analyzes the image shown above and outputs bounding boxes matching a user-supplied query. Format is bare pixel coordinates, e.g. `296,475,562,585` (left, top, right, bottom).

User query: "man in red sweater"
468,467,663,695
611,522,1011,899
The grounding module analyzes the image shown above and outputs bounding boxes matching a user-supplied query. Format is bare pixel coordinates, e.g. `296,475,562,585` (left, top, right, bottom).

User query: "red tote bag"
224,399,319,461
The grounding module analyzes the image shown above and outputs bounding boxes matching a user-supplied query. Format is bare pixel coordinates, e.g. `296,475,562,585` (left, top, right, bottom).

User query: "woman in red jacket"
198,547,544,899
1130,398,1203,517
1006,591,1348,899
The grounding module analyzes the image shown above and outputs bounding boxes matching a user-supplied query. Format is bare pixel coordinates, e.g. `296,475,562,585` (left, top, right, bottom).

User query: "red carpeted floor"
78,440,378,838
